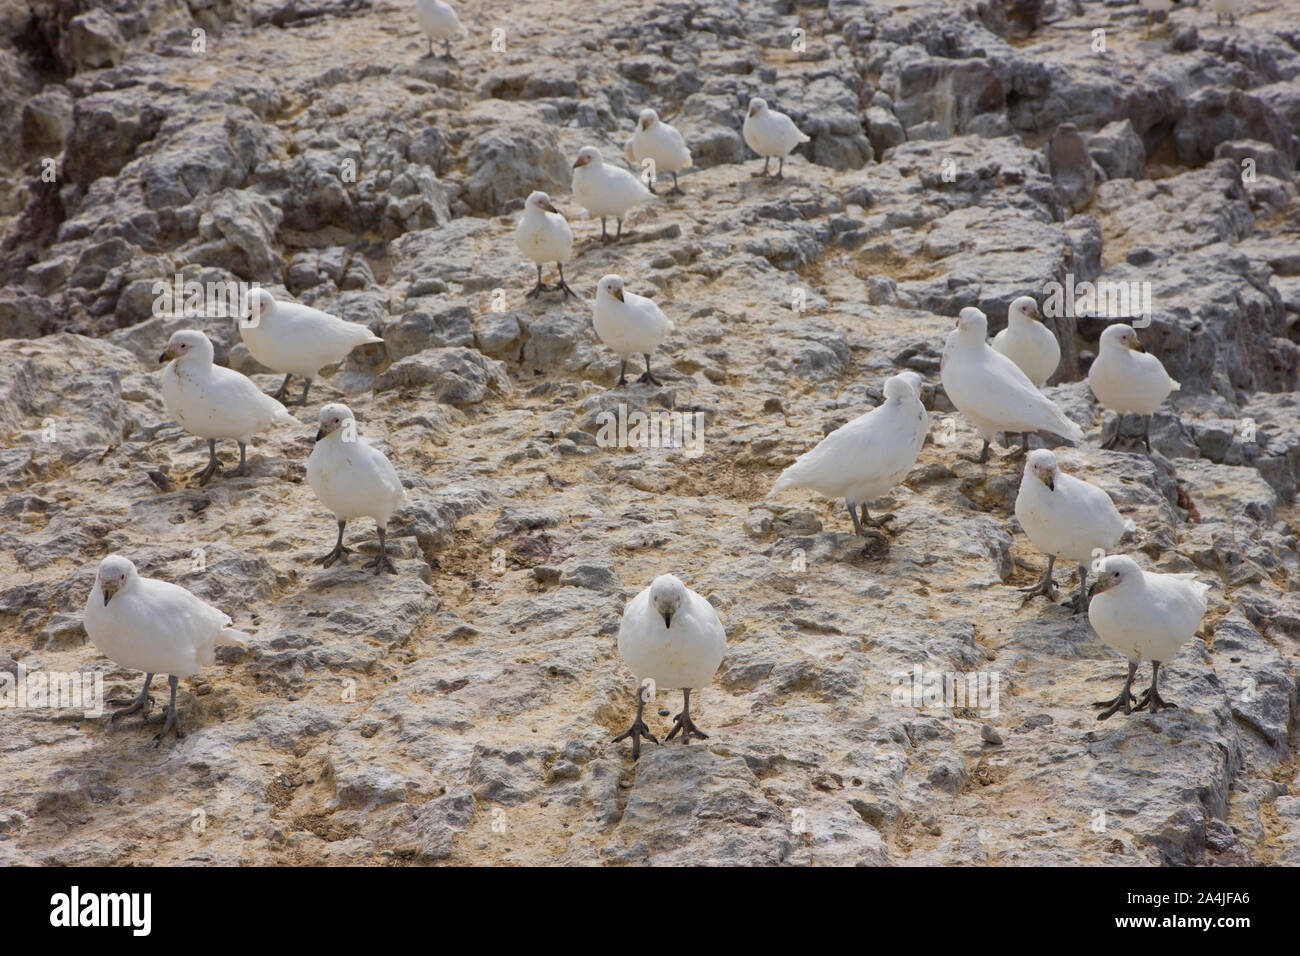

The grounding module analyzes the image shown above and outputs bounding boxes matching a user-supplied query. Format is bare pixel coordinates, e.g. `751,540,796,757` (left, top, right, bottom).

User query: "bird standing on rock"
307,403,408,576
1014,449,1126,612
515,191,576,299
626,108,693,195
992,296,1060,388
571,146,651,242
941,307,1084,462
770,371,928,536
593,274,674,387
239,288,385,407
159,329,296,486
742,97,810,179
1088,554,1208,719
84,554,248,745
613,574,727,759
415,0,465,57
1087,323,1180,454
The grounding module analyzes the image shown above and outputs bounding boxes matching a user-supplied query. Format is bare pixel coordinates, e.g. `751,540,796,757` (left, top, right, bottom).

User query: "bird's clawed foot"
612,718,659,760
194,459,221,486
557,279,578,299
109,688,154,724
1093,688,1138,721
635,370,663,386
665,708,708,744
316,543,353,568
151,705,185,747
525,281,549,299
363,553,398,575
1018,576,1057,601
1133,687,1176,714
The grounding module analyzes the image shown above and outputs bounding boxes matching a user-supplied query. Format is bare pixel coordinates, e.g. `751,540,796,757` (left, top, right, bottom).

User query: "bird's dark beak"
573,156,587,168
102,583,116,605
613,288,624,302
1132,342,1145,353
641,118,650,129
662,608,673,629
314,428,325,442
543,200,558,213
1046,477,1054,492
158,347,172,363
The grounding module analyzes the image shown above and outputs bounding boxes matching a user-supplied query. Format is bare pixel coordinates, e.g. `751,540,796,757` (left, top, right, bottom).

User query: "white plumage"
85,555,248,677
239,288,384,405
992,296,1060,388
160,329,295,482
1088,554,1209,718
307,403,407,575
1015,449,1126,609
613,573,726,758
415,0,465,55
571,146,651,240
593,274,674,385
743,97,809,176
1088,324,1179,415
84,554,247,741
515,191,575,297
626,108,692,193
771,372,927,534
941,307,1084,460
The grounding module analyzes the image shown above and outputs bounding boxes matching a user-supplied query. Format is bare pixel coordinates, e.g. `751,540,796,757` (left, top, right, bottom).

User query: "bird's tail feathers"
218,627,250,647
1170,379,1181,392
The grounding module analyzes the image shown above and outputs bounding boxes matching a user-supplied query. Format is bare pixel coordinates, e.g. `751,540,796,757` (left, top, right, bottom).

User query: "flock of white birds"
79,0,1215,751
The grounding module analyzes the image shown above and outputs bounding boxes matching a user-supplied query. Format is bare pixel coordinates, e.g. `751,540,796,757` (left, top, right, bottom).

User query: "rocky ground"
1,0,1298,866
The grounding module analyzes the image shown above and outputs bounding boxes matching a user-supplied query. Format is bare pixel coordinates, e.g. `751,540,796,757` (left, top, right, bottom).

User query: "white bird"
1088,324,1180,454
159,329,296,485
771,372,927,536
1015,449,1126,612
84,554,248,743
307,403,408,576
239,288,384,406
571,146,651,242
1088,554,1209,719
941,307,1084,462
743,97,810,179
415,0,465,57
1210,0,1239,26
514,190,575,300
992,296,1060,388
613,573,727,759
593,274,674,387
625,108,693,195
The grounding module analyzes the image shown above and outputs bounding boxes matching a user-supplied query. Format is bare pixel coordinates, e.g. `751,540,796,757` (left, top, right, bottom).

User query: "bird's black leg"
1142,415,1152,455
1134,660,1177,713
272,373,292,401
152,675,185,745
316,519,352,568
600,218,609,242
426,37,432,57
1094,659,1139,720
298,379,312,407
754,156,770,178
195,439,221,486
635,353,661,385
1102,416,1122,449
1019,554,1057,600
668,171,683,195
109,673,154,724
230,441,249,478
443,38,451,58
556,264,577,299
363,525,398,575
526,263,546,299
777,156,785,179
612,681,659,760
666,687,708,743
847,501,866,536
616,358,628,388
615,218,624,241
1070,564,1090,614
1006,431,1030,459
